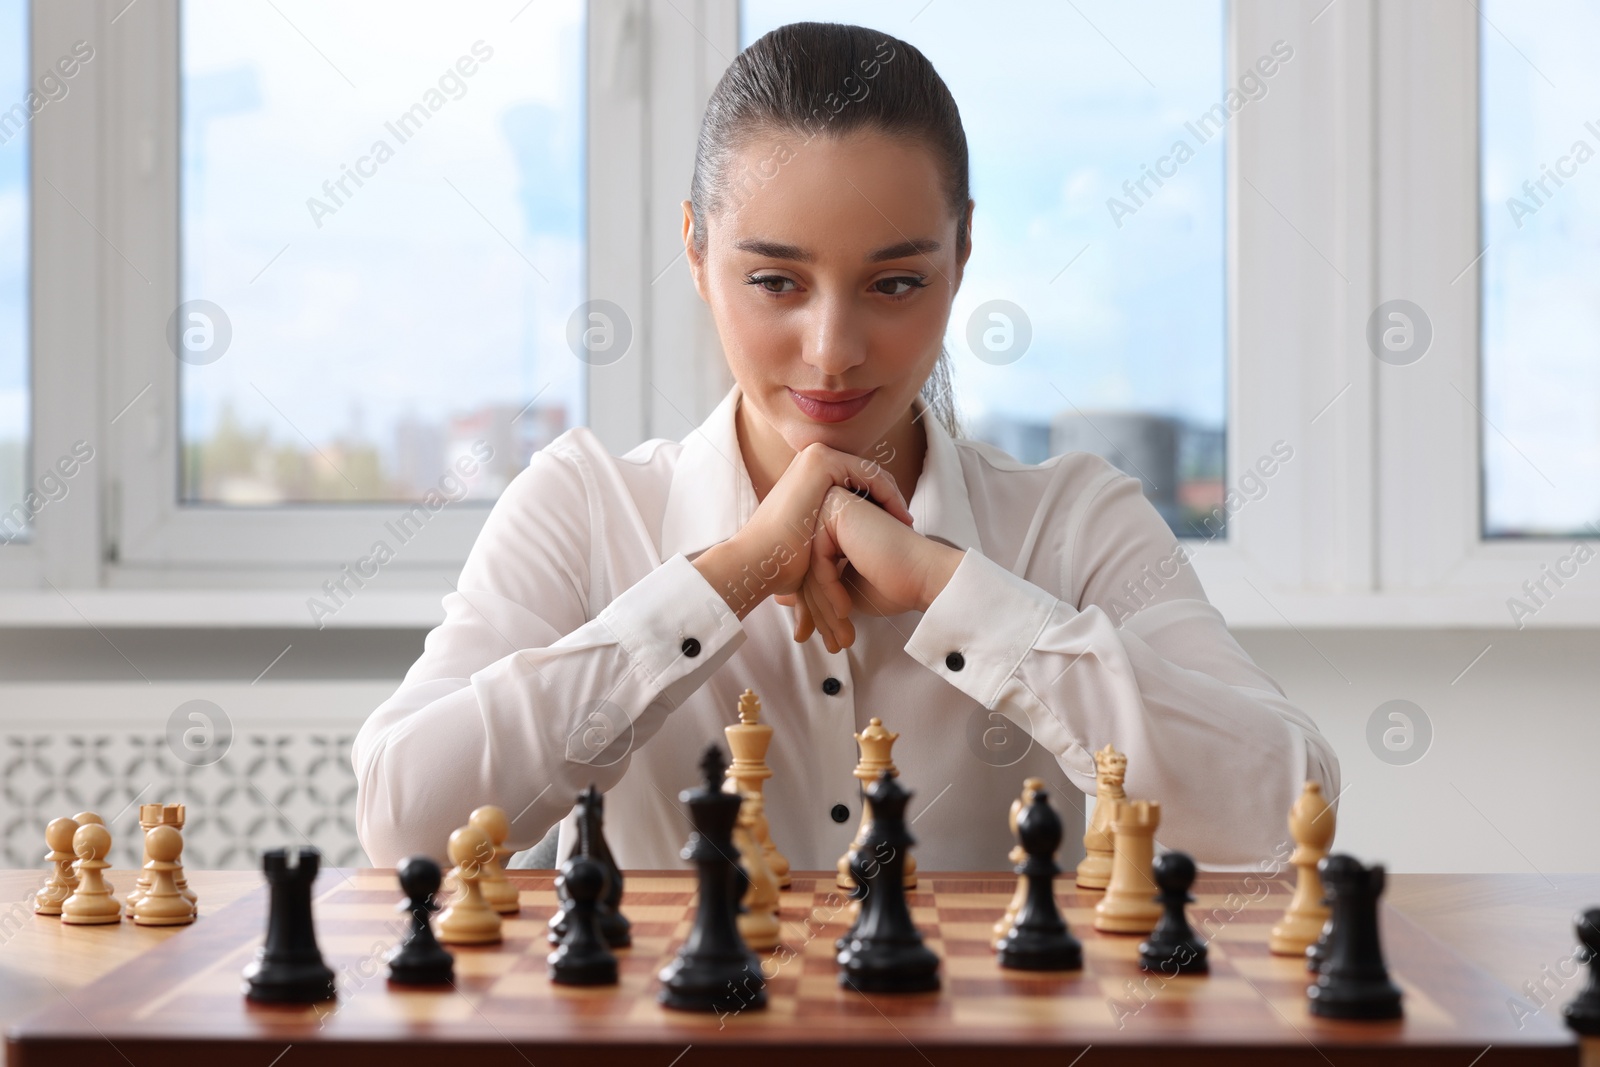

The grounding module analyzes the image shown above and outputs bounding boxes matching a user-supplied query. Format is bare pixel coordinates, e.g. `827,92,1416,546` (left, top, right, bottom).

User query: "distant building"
445,400,570,499
393,414,446,497
1051,410,1182,529
967,414,1051,465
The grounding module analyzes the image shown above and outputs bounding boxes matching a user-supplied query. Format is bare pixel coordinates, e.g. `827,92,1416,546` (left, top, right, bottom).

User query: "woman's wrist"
691,536,760,621
915,542,966,613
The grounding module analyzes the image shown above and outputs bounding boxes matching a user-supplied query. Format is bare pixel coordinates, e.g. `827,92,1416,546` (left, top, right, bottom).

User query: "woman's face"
685,130,972,458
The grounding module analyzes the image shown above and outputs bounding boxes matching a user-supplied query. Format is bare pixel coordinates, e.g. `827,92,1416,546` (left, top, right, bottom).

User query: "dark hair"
689,21,969,438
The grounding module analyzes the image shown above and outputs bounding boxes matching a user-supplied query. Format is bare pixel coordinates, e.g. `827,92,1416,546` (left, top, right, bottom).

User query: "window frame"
6,0,1591,629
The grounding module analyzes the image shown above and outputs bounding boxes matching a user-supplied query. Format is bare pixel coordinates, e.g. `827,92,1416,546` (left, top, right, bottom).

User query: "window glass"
1480,0,1600,537
0,0,28,541
180,1,584,504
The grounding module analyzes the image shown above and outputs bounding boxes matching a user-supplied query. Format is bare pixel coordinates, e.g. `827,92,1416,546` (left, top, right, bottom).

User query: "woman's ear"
682,200,708,301
957,198,975,276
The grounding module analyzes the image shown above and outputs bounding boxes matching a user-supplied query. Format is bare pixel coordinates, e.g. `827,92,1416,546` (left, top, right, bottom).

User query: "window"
740,0,1228,538
1479,0,1599,538
178,0,585,505
0,0,26,540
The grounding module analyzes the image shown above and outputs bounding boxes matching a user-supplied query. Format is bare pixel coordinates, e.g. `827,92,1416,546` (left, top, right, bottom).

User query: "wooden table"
0,869,1596,1065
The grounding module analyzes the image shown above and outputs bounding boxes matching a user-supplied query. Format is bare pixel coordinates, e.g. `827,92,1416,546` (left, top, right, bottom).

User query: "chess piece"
659,745,767,1014
547,854,618,986
837,772,940,993
436,825,503,945
132,826,195,926
386,856,454,985
1077,744,1126,889
61,823,121,925
469,805,520,915
1138,851,1208,974
734,792,781,951
125,804,164,915
724,688,791,887
1563,908,1600,1035
548,785,630,948
35,817,79,916
1306,854,1403,1020
1093,798,1163,934
996,789,1082,972
162,804,196,912
70,811,108,893
1271,781,1335,956
993,777,1044,949
837,717,916,891
1307,911,1334,973
242,846,337,1002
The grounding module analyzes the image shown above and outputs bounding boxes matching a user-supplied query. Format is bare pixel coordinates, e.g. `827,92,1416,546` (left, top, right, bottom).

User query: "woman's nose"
800,295,868,377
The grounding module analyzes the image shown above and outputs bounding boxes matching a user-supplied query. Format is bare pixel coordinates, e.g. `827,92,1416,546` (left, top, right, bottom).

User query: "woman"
353,22,1338,873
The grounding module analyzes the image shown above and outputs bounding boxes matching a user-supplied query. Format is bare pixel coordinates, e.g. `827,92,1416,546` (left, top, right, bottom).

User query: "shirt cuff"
596,552,746,693
904,548,1060,707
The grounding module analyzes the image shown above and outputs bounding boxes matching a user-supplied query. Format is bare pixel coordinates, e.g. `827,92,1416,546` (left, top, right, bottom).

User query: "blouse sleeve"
902,464,1339,867
351,440,746,866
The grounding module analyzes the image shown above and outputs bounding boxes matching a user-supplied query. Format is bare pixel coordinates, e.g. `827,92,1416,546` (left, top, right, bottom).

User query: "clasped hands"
701,441,964,654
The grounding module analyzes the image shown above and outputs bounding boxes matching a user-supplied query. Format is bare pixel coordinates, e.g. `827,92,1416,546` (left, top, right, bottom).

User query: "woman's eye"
745,274,795,295
876,276,928,299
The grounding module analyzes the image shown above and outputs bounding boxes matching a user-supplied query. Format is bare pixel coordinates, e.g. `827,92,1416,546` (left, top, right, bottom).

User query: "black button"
945,651,965,671
681,637,701,658
830,803,850,823
821,676,842,696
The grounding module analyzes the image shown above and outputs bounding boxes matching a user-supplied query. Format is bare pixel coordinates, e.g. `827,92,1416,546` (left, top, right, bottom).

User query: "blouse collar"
660,381,982,563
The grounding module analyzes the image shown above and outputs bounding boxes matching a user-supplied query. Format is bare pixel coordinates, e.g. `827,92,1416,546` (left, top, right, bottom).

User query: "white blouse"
353,382,1339,873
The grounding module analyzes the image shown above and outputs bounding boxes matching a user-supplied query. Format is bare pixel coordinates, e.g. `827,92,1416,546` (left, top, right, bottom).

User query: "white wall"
1236,628,1600,876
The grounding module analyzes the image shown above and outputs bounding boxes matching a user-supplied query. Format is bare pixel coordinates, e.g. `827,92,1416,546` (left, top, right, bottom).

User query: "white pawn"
436,825,502,945
62,823,122,925
71,811,109,893
469,805,519,915
35,817,79,916
133,826,195,926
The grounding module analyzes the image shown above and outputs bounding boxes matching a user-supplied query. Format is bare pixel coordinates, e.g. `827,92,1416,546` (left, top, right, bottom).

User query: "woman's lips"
788,387,877,423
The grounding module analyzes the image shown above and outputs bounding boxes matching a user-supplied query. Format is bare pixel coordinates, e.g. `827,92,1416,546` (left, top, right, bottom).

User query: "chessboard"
6,869,1578,1067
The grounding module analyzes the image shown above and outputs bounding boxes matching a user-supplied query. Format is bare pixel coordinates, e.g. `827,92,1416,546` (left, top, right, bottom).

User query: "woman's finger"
790,592,814,644
801,578,836,653
803,576,847,653
804,445,915,529
809,508,856,620
807,572,855,652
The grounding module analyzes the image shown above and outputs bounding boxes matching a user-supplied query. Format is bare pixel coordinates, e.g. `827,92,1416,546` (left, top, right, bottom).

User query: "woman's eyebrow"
732,237,942,263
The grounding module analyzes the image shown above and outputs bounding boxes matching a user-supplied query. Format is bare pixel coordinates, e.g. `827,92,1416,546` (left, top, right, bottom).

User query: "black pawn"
1563,908,1600,1035
548,785,631,948
997,789,1082,971
837,772,940,993
242,846,337,1003
658,744,766,1014
548,854,618,986
1306,854,1403,1020
1138,851,1208,975
386,856,454,985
